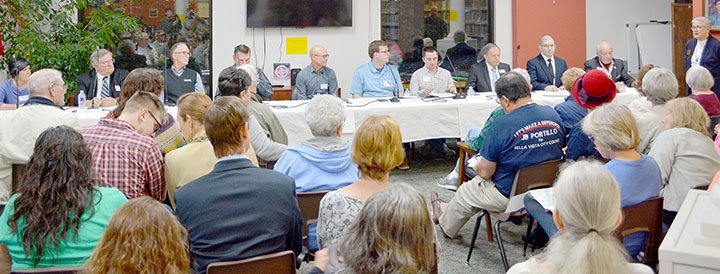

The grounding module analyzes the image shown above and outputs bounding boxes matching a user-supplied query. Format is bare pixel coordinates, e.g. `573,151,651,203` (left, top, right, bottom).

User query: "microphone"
515,44,521,68
389,64,400,103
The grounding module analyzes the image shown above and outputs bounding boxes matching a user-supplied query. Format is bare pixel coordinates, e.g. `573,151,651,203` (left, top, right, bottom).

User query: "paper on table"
528,188,555,212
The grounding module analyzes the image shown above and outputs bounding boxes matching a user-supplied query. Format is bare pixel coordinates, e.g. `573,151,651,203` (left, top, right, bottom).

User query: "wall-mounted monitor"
247,0,352,28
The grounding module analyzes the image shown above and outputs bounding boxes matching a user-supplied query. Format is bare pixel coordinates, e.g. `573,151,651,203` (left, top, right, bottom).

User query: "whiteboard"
625,22,672,74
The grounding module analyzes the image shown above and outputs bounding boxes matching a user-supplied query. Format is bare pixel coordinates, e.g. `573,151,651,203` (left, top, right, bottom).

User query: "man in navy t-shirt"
432,71,565,238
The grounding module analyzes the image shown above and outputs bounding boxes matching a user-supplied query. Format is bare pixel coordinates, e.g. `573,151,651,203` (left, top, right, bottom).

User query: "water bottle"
78,90,87,109
467,86,475,97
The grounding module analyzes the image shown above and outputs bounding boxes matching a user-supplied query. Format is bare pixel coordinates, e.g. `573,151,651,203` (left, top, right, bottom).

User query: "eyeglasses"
378,50,390,54
147,110,162,132
173,51,191,56
99,59,115,66
51,82,67,91
691,25,707,30
540,44,555,48
313,54,330,58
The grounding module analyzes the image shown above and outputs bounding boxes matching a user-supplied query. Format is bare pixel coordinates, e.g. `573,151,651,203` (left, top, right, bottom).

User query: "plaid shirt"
80,118,166,201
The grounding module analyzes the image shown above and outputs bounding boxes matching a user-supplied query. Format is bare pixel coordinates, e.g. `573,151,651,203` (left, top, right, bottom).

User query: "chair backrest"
613,196,663,268
10,266,84,274
11,164,27,194
297,191,329,238
206,250,296,274
509,159,563,197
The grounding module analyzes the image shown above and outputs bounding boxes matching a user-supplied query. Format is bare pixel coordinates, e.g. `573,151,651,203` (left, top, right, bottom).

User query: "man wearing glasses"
526,35,568,91
350,40,403,98
0,69,80,201
75,49,129,107
80,91,166,201
291,45,339,100
164,42,205,105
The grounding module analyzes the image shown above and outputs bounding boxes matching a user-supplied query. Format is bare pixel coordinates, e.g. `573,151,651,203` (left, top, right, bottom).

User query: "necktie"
101,76,110,98
491,67,499,88
547,59,555,85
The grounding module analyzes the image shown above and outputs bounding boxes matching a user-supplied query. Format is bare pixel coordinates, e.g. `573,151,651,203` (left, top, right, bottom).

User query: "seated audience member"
553,68,586,138
351,40,403,98
564,69,617,161
0,126,127,270
312,183,437,274
527,35,568,91
135,32,157,66
115,42,146,72
85,197,190,273
80,92,167,201
525,104,661,258
437,68,532,191
466,43,511,92
274,95,358,192
0,68,79,201
0,57,31,109
163,42,204,105
687,66,720,117
292,45,339,100
174,97,302,274
218,67,287,161
628,64,655,116
635,68,679,154
238,64,289,145
649,98,720,227
109,68,184,155
584,41,635,88
399,37,425,75
165,93,258,208
445,30,478,74
75,49,129,107
508,161,654,274
430,72,564,239
317,115,405,248
220,44,273,101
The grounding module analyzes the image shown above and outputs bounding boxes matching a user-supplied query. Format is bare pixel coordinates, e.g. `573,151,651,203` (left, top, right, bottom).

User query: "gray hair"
90,49,112,64
686,66,714,91
28,69,63,96
582,103,639,151
539,160,631,274
511,68,531,87
238,64,259,83
692,17,712,29
480,43,499,57
305,95,346,137
641,67,678,105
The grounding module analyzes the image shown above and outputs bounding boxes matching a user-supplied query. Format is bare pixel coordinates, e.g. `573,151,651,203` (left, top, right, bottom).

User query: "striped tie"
101,76,110,98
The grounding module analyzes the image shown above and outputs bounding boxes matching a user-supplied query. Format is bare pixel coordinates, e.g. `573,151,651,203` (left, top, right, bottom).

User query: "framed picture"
706,0,720,29
149,9,158,19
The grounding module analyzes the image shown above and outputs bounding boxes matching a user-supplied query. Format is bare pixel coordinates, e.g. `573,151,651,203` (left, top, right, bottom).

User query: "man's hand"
422,86,433,94
313,248,330,272
101,97,118,107
86,97,101,108
544,85,559,91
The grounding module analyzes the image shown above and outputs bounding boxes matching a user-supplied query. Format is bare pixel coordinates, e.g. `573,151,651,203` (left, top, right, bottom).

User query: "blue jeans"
524,194,558,236
428,139,446,152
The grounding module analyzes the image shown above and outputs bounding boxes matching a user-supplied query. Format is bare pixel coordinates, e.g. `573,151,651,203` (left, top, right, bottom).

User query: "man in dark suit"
527,35,568,91
174,95,302,274
444,31,477,74
467,43,511,92
75,49,128,107
685,16,720,97
584,41,635,87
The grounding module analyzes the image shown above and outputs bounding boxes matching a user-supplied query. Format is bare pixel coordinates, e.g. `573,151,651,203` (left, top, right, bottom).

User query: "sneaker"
398,159,410,170
437,172,459,191
441,146,457,158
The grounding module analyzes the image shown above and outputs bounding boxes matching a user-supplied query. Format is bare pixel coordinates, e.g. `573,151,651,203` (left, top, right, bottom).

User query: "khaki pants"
439,176,509,238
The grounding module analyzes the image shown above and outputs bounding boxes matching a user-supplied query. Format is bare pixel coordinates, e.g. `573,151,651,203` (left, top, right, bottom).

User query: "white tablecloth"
0,89,641,146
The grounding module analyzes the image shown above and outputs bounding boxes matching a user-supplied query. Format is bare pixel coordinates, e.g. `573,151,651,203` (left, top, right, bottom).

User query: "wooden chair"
296,191,329,262
11,164,27,195
10,266,84,274
206,250,296,274
466,159,562,270
455,141,494,243
613,196,664,269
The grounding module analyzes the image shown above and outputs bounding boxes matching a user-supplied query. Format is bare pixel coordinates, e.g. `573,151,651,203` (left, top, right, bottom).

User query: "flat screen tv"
247,0,352,28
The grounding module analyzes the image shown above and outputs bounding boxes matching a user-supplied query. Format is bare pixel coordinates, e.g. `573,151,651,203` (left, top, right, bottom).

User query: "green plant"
0,0,138,98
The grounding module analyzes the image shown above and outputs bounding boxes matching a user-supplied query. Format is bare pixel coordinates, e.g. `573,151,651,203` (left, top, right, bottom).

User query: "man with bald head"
292,45,339,100
0,69,79,201
584,41,635,87
526,35,568,91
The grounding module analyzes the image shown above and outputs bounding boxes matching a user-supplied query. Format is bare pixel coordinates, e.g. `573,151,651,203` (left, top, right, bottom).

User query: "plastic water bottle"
78,90,87,109
467,86,475,97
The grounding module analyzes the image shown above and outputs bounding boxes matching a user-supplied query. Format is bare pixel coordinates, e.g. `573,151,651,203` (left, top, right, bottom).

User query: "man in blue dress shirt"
351,40,404,98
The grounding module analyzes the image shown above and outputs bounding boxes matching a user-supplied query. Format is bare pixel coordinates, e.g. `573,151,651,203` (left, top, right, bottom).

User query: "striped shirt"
80,118,166,201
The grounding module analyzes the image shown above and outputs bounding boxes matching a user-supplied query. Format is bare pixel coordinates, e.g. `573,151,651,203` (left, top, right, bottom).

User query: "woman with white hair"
649,98,720,227
508,161,654,274
685,16,720,98
635,67,678,154
687,65,720,117
238,64,289,146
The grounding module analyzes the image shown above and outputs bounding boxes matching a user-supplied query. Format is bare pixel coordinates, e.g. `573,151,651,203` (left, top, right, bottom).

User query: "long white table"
0,89,640,146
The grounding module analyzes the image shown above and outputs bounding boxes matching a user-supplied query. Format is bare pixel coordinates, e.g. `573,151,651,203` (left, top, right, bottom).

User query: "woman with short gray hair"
687,66,720,117
635,67,678,154
685,16,720,101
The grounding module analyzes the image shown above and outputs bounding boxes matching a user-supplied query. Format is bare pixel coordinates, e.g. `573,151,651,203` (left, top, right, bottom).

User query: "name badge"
498,69,506,73
423,76,431,82
18,95,29,102
320,84,328,90
383,81,391,87
114,85,121,91
184,79,192,82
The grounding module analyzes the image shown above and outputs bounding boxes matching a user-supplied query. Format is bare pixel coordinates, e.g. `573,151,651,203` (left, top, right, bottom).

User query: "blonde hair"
561,67,585,90
665,97,710,135
539,160,631,274
178,92,212,123
85,197,190,273
338,183,438,274
351,116,404,180
582,103,639,150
